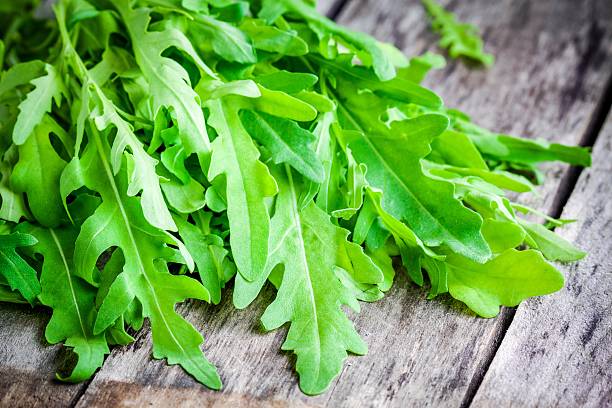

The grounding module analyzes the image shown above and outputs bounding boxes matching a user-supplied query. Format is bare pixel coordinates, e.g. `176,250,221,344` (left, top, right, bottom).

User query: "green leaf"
0,146,28,223
207,99,277,282
12,64,65,145
447,249,564,317
422,0,494,67
21,224,109,382
193,15,256,64
254,71,318,94
160,175,206,214
319,56,442,109
94,272,134,335
331,143,367,220
0,232,39,305
235,166,382,394
430,129,487,170
520,220,586,262
54,8,178,233
300,112,344,211
91,81,177,231
61,129,221,389
425,161,535,193
261,0,396,80
0,283,29,304
0,60,45,97
344,112,491,263
422,257,449,299
11,116,68,227
453,116,592,167
240,110,325,183
241,20,309,56
481,218,526,253
251,85,318,122
113,0,214,156
398,52,446,84
175,215,228,304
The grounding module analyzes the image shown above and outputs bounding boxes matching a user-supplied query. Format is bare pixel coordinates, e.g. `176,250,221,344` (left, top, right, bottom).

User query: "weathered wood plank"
73,1,612,407
318,0,343,15
0,304,86,407
471,115,612,408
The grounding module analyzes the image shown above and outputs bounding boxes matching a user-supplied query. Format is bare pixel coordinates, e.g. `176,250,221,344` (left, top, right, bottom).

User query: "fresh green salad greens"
422,0,495,66
0,0,588,396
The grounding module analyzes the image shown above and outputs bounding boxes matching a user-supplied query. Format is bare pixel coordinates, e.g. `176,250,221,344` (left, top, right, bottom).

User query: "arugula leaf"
21,223,109,382
481,218,526,254
260,0,396,80
192,14,257,64
452,115,592,166
175,214,236,304
61,129,221,389
343,111,491,263
0,60,45,97
241,20,309,56
207,98,277,282
55,5,178,232
112,0,214,156
254,71,318,94
12,64,65,145
519,220,586,262
0,146,28,223
92,84,177,231
446,249,564,318
11,115,69,227
317,55,442,109
239,109,325,183
0,283,29,304
235,165,382,394
422,0,494,66
0,231,39,305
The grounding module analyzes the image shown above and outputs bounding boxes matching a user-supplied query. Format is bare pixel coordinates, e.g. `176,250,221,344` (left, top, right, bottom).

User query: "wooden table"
1,0,611,406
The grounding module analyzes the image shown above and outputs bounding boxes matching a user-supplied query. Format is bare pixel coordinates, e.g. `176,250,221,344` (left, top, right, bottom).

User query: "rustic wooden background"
1,0,611,406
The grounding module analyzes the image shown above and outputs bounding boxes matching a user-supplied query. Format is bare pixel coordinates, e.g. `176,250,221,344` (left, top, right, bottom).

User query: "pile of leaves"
0,0,589,395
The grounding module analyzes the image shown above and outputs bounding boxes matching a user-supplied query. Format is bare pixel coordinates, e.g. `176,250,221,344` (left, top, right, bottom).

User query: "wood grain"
1,1,611,407
471,116,612,408
317,0,343,15
0,304,86,407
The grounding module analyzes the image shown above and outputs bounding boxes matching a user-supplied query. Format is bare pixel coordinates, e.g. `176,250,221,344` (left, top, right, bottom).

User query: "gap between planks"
324,0,351,19
460,70,612,408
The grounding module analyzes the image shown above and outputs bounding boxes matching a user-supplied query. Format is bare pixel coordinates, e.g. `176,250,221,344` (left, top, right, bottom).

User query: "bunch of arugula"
0,0,589,395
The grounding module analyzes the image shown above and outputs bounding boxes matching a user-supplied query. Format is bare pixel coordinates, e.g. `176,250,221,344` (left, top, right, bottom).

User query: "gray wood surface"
471,116,612,408
1,0,611,407
317,0,341,15
0,305,85,407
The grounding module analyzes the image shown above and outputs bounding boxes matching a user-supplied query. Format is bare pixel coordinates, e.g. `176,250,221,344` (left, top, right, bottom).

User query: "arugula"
235,165,383,394
0,231,39,305
12,64,65,145
422,0,495,66
0,0,589,396
21,223,109,382
206,97,278,282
